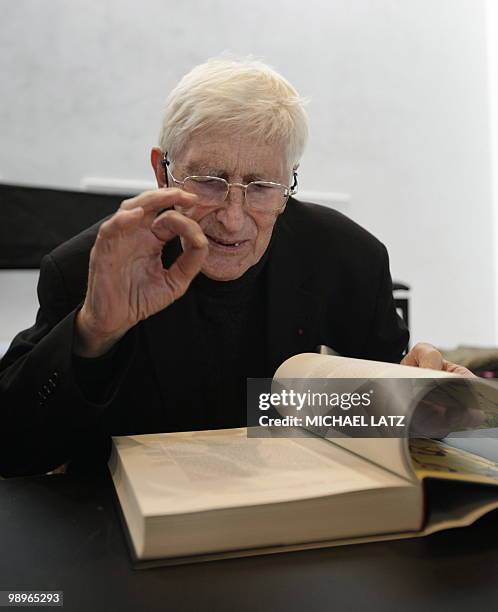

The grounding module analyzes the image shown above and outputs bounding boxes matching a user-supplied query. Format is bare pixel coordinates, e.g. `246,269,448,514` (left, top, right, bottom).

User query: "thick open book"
109,353,498,565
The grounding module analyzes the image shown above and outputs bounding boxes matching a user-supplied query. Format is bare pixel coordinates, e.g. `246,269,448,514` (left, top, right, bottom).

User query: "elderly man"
0,58,469,477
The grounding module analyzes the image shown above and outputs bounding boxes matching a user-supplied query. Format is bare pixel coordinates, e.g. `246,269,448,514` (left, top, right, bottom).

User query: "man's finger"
151,209,207,248
442,360,476,378
150,209,208,299
120,188,198,215
164,242,209,300
95,207,145,247
401,342,444,370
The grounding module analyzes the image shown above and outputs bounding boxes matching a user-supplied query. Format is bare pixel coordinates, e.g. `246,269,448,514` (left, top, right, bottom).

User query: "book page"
409,437,498,486
273,353,498,482
274,353,456,381
113,428,413,517
273,353,431,480
444,428,498,463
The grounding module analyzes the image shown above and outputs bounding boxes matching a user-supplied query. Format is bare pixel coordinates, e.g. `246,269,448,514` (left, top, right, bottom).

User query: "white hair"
158,56,309,170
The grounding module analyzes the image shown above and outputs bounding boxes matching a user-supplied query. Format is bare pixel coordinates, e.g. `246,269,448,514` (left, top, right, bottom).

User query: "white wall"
0,271,39,356
0,0,495,348
487,0,498,344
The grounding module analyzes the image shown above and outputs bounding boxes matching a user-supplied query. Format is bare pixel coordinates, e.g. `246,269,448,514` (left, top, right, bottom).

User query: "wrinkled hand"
401,342,475,377
74,189,208,357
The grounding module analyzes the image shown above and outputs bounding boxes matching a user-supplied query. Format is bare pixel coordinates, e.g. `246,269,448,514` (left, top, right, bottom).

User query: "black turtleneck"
192,248,269,428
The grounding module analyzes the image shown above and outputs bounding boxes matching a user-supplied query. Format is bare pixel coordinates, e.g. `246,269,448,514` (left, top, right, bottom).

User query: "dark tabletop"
1,470,498,612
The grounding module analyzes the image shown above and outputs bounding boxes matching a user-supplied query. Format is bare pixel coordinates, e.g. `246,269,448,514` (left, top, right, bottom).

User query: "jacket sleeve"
0,254,133,477
362,244,409,363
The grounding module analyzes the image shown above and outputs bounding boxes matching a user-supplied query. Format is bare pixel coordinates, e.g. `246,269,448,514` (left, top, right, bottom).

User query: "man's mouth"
206,235,248,251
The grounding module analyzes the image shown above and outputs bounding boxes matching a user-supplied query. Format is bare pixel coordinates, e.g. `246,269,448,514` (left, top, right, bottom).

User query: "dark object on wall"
393,281,410,331
0,183,124,269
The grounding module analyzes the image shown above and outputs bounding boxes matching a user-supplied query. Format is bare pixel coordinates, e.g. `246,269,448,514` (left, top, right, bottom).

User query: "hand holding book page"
401,341,476,377
272,353,498,478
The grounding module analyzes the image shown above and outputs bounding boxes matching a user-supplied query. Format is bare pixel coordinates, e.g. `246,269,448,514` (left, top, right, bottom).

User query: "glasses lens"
183,177,227,206
246,182,286,212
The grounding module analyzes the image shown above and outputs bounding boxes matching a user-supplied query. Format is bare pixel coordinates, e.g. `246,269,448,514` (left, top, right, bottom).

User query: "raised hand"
74,189,208,357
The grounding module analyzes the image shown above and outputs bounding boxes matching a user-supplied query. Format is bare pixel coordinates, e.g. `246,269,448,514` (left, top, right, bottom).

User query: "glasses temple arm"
160,153,170,187
289,171,298,195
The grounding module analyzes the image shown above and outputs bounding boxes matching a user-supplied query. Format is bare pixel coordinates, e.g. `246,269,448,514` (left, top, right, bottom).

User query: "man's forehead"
178,136,286,177
183,158,273,177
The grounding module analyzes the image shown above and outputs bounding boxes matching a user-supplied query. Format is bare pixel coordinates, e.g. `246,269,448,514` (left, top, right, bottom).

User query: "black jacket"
0,199,408,476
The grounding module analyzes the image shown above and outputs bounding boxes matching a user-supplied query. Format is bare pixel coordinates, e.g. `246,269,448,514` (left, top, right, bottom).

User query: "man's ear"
151,147,168,187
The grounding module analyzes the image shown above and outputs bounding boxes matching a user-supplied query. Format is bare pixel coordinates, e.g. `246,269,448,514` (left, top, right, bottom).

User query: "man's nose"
215,185,247,232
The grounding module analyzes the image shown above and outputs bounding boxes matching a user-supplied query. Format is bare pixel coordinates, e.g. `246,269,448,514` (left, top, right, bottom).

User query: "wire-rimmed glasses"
161,154,297,213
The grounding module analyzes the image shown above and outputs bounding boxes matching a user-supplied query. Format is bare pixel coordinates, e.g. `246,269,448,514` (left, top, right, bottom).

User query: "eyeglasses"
161,154,297,213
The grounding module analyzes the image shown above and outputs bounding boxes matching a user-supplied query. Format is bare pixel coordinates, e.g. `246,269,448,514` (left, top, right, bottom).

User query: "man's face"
164,132,289,281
